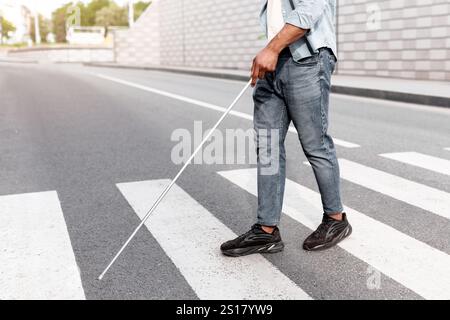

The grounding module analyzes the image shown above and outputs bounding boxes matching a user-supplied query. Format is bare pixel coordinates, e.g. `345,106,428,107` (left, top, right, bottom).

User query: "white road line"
117,179,311,300
445,148,450,151
96,73,360,149
337,159,450,220
218,168,450,300
380,152,450,176
0,191,85,300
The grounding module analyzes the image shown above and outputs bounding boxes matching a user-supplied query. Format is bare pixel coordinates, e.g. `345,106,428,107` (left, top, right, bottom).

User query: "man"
221,0,352,256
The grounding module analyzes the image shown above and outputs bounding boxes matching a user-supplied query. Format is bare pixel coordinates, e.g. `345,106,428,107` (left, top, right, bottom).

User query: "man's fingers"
251,63,260,87
258,70,266,80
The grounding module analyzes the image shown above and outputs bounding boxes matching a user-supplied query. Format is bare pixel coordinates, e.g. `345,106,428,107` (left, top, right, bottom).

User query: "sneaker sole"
221,241,285,257
303,224,352,252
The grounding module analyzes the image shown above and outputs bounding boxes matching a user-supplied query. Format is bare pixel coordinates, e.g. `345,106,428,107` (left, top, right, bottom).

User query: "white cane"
98,79,252,280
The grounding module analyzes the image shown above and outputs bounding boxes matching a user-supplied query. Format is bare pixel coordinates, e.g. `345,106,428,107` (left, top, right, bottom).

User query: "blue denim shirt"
259,0,337,61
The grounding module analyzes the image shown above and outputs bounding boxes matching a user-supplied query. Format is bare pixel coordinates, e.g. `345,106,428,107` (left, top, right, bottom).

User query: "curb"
330,86,449,108
0,58,39,64
85,62,449,108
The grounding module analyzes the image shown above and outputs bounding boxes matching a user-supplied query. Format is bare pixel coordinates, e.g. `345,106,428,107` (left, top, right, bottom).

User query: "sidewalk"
86,62,450,108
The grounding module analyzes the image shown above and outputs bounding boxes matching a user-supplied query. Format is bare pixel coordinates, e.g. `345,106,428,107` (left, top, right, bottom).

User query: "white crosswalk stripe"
445,148,450,151
336,159,450,220
218,168,450,300
380,152,450,176
117,179,311,300
0,191,85,300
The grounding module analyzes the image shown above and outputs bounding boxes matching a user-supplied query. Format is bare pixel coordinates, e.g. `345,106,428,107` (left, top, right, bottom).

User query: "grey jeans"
253,47,344,226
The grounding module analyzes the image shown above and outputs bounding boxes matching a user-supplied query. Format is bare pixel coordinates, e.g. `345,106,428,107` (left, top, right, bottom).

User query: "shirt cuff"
285,11,316,30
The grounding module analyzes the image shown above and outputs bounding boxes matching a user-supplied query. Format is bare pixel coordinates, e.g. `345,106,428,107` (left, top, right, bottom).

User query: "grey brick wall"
114,1,161,65
114,0,450,81
338,0,450,81
159,0,264,69
114,0,263,70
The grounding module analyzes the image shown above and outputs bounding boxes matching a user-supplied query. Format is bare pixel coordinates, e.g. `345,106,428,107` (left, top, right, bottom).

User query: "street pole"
34,12,41,45
128,0,134,27
0,15,3,45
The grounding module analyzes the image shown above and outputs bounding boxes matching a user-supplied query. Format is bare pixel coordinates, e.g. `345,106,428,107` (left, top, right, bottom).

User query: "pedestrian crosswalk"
0,150,449,300
0,191,85,300
380,152,450,176
117,180,311,300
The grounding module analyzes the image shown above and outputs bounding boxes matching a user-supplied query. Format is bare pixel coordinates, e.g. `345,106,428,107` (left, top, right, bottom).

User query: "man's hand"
250,24,308,87
251,47,280,87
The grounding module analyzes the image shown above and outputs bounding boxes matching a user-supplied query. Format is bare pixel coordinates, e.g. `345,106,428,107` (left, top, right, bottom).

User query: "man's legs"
253,72,291,231
285,49,344,216
284,49,351,250
220,49,351,256
220,55,291,257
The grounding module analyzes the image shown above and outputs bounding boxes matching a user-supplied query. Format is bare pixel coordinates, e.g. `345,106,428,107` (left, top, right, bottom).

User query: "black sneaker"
303,213,352,251
220,224,284,257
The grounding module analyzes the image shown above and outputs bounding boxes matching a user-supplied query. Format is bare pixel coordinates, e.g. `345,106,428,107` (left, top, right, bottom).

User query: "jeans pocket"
328,56,336,74
292,54,320,67
318,50,336,75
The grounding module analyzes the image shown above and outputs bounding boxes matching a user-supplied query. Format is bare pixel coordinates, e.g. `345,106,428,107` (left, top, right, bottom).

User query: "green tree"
84,0,111,26
52,2,85,42
1,17,16,39
50,0,151,43
95,3,127,34
134,1,152,21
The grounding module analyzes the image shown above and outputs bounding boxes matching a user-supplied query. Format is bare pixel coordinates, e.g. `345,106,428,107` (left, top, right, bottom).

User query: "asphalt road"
0,62,449,300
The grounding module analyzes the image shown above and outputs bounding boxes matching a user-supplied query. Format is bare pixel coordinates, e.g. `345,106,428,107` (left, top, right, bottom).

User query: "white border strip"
96,74,360,149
